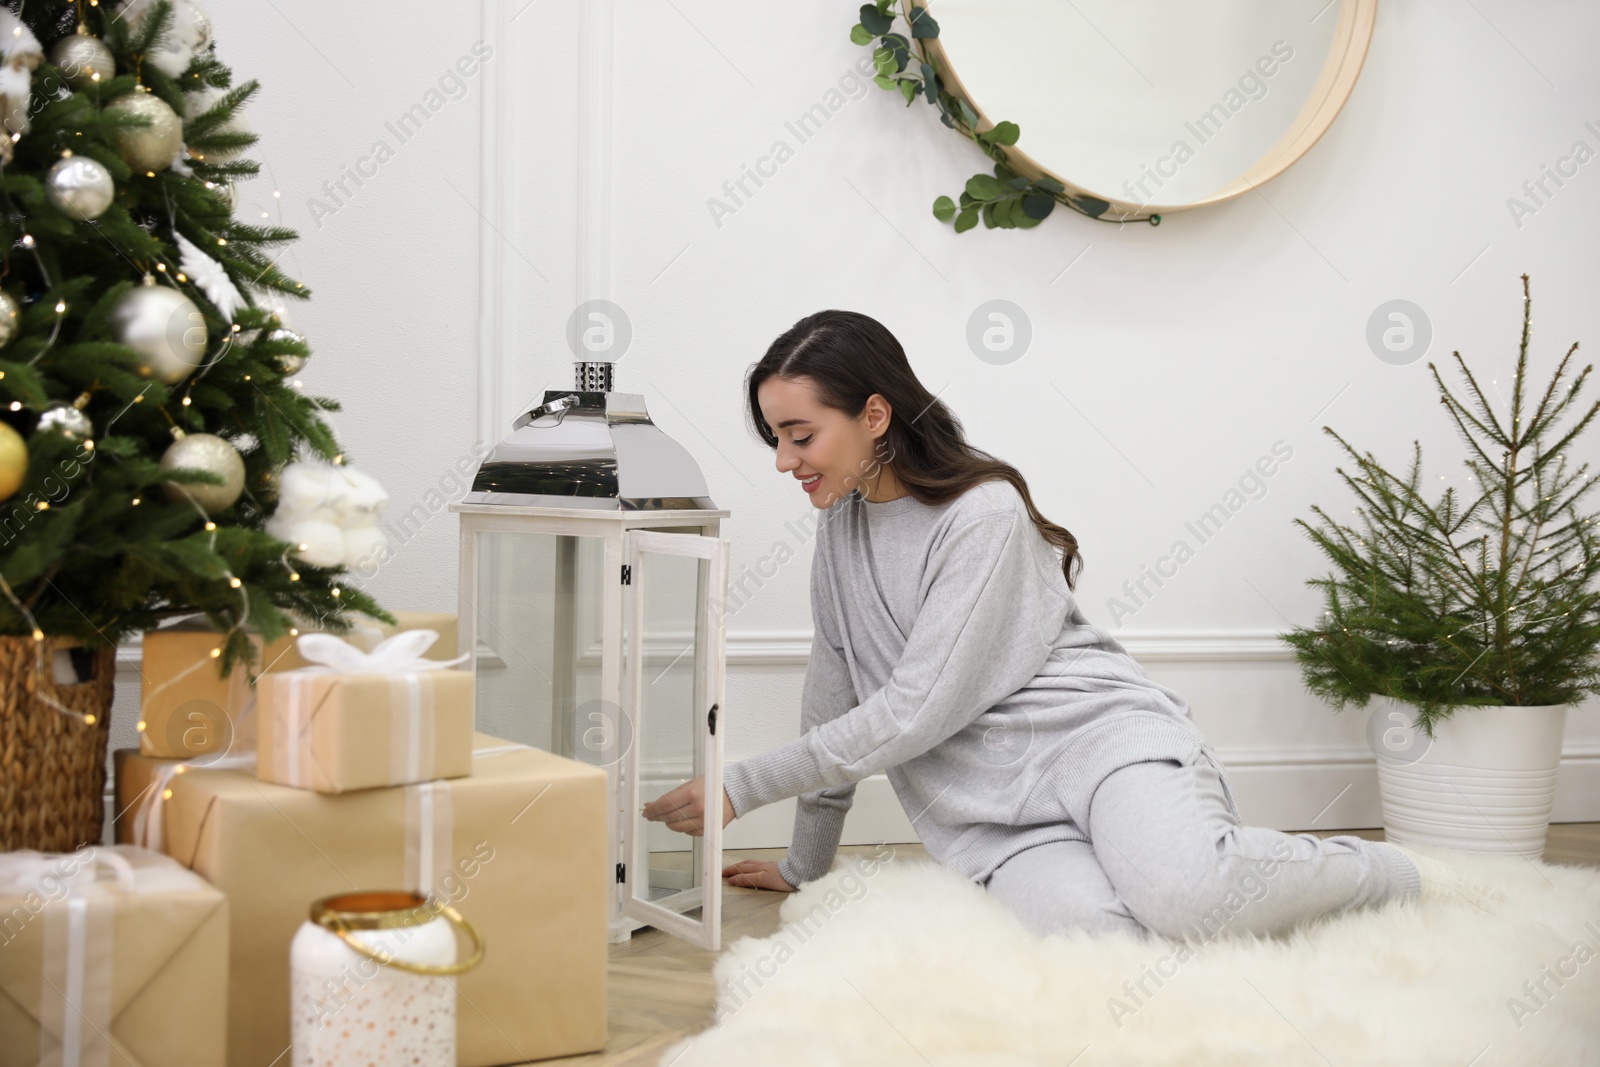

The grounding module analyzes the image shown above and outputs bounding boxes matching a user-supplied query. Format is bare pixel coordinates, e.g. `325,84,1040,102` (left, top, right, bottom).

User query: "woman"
642,310,1500,941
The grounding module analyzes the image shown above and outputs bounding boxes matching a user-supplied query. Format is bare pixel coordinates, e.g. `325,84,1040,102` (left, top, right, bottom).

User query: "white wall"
109,0,1600,843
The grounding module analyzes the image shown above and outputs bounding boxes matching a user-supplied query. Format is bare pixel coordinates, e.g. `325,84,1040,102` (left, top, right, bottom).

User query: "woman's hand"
640,776,735,836
722,859,797,892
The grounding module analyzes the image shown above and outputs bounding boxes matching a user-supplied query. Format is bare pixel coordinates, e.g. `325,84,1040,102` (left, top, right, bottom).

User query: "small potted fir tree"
1282,275,1600,859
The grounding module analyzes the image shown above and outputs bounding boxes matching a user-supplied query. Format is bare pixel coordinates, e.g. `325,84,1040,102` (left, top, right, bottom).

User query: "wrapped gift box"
139,612,461,760
0,844,228,1067
139,618,263,759
255,664,474,793
264,610,460,673
114,734,608,1067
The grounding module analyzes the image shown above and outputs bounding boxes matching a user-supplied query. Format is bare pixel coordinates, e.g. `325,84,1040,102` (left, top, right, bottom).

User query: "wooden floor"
534,824,1600,1067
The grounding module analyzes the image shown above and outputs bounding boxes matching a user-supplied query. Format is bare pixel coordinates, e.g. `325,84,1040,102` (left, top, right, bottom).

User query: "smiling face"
757,374,904,509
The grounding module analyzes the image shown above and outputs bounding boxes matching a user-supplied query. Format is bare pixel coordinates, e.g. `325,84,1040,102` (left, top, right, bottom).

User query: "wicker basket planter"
0,634,116,852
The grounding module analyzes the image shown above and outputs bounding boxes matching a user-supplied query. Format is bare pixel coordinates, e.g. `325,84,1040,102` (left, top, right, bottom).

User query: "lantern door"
619,528,729,950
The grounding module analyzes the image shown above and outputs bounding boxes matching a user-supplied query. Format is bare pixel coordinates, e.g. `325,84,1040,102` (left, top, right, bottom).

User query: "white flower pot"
1373,701,1568,859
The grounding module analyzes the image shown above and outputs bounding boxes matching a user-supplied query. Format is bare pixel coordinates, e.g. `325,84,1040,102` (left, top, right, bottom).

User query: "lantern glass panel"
633,544,710,904
471,529,610,762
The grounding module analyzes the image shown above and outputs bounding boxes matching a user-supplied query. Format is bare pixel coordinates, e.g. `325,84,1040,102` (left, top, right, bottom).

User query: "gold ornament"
49,27,115,90
0,422,27,502
105,89,184,173
110,275,207,383
161,430,245,512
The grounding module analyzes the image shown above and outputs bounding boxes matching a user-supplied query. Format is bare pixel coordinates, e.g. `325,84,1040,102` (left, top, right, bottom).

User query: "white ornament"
175,231,244,322
110,277,207,383
0,12,41,150
45,152,116,221
0,9,42,72
344,526,387,573
267,460,389,570
265,516,344,567
118,0,212,78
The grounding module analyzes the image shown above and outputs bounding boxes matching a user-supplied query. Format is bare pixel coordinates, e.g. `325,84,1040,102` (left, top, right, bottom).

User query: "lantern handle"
513,393,581,430
319,902,486,977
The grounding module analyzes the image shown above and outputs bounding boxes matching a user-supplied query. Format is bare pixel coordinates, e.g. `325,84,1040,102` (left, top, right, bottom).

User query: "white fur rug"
659,843,1600,1067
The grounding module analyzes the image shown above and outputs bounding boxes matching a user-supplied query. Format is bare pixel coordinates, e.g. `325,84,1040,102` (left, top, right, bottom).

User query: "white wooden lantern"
449,361,730,950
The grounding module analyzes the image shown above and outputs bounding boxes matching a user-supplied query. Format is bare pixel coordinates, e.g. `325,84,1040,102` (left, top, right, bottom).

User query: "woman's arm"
776,629,859,887
723,505,1069,813
725,540,859,885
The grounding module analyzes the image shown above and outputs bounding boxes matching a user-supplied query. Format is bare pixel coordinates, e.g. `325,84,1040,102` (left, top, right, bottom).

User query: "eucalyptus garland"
850,0,1161,230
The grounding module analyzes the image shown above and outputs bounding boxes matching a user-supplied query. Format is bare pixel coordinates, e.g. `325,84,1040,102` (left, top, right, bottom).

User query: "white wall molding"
726,627,1302,666
110,625,1296,667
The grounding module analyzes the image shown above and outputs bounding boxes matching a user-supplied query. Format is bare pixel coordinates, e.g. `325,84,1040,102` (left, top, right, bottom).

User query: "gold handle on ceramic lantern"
310,890,485,977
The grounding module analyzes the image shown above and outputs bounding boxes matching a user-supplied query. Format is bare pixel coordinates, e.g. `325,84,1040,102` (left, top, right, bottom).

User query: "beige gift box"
113,733,608,1067
139,611,461,760
0,844,229,1067
139,618,262,760
255,668,474,793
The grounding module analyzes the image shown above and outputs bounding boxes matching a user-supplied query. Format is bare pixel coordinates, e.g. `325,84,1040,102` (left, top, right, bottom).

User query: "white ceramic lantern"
290,890,484,1066
450,360,730,950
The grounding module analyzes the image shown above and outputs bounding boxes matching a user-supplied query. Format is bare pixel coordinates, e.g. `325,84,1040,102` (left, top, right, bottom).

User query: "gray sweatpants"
983,747,1423,941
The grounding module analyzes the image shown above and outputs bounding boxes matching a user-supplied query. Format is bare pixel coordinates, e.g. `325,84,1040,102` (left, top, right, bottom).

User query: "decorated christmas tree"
1281,275,1600,738
0,0,388,684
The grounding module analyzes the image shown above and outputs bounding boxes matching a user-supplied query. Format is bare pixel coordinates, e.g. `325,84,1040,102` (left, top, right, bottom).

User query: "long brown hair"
745,309,1084,590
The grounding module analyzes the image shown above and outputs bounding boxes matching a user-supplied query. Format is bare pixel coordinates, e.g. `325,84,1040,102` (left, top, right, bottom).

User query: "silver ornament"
45,153,115,221
105,91,184,173
0,291,18,348
268,327,307,373
161,431,245,512
206,178,237,211
36,402,92,442
110,278,207,384
49,31,115,90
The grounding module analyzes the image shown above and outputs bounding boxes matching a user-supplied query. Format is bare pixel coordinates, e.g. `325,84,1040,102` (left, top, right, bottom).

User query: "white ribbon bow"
291,628,470,675
0,848,135,897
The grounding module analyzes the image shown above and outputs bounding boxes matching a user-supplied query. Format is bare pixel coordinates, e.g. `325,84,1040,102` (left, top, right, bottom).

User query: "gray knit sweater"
721,479,1212,889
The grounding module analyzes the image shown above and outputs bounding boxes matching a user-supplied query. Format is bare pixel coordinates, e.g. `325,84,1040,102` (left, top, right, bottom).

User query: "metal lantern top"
463,361,720,512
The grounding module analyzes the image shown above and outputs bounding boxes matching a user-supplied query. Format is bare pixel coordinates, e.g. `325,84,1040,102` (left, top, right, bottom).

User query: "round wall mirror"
914,0,1377,221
